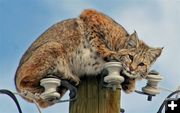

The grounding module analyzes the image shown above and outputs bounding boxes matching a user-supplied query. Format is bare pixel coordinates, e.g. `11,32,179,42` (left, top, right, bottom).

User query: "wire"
175,86,180,98
157,90,180,113
0,89,23,113
14,91,42,113
159,86,174,93
32,99,42,113
0,89,42,113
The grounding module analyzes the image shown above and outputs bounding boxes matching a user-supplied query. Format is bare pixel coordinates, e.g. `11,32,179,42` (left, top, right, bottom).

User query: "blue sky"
0,0,180,113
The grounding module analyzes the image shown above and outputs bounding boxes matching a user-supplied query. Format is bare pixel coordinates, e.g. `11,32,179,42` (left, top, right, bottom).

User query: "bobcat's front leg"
87,32,117,61
121,77,136,93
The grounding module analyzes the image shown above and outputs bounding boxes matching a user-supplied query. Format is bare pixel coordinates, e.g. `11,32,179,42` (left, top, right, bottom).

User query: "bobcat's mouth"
120,69,140,79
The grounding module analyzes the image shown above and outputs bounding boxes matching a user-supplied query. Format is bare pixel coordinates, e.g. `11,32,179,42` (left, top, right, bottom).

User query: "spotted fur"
15,9,162,107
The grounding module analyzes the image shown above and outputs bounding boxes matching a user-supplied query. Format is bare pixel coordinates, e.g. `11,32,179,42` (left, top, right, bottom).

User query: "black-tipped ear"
149,47,163,63
151,47,163,57
127,31,139,48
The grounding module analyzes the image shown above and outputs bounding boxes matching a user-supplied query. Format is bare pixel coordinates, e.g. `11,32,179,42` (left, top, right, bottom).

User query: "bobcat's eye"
138,62,145,66
128,55,134,61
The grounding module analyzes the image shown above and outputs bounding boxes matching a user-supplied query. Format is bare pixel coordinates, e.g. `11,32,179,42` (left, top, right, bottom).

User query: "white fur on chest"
70,47,105,77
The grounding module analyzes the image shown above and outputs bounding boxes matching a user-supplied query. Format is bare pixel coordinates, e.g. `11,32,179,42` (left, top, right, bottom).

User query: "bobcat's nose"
129,65,136,71
129,66,134,71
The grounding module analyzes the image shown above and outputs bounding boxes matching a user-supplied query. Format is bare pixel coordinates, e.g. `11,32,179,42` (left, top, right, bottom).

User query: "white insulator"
104,62,124,90
142,73,163,95
40,77,61,101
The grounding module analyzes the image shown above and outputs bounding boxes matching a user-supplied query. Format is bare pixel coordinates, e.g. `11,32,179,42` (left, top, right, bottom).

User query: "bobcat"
15,9,163,108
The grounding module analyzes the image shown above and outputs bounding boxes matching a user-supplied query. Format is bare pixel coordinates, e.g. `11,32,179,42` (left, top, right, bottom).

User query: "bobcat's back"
19,18,84,66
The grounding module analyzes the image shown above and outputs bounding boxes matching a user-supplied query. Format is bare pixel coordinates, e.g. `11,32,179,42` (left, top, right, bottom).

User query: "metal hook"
56,80,77,103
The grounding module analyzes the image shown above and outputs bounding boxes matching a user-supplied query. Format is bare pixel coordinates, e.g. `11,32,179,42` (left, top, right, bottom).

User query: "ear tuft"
156,47,163,57
127,31,139,48
148,47,163,63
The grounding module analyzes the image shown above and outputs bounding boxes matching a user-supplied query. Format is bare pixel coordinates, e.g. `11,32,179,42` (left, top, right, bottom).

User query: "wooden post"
69,76,121,113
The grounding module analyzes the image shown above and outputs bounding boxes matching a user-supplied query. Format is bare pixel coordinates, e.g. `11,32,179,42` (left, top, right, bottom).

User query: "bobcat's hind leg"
15,42,79,108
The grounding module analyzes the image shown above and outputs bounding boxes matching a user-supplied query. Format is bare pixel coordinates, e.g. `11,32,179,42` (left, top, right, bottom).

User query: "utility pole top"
69,76,121,113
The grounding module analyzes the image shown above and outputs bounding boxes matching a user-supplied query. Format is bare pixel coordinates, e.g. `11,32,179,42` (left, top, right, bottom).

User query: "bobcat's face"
119,31,163,78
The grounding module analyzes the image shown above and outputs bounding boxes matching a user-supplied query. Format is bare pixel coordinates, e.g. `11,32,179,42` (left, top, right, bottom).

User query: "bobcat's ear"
127,31,139,48
148,47,163,63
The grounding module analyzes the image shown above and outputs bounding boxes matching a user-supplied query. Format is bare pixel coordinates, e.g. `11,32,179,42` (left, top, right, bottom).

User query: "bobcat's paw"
122,84,135,93
121,77,136,94
66,74,80,86
103,51,119,61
